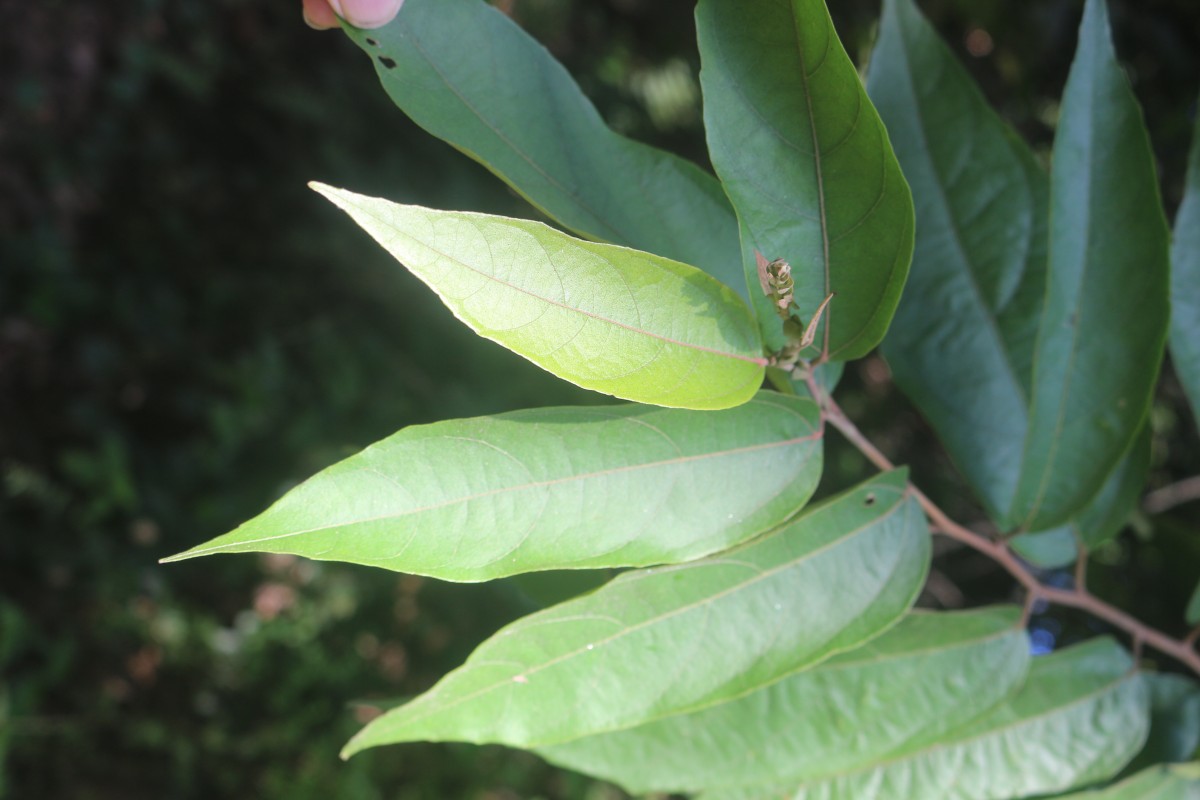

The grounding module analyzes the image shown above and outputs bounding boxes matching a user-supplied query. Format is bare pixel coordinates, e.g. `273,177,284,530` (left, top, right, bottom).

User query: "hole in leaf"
378,55,397,69
365,37,379,46
864,493,876,507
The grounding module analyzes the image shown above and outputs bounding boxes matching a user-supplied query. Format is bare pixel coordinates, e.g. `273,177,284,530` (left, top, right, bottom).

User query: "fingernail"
333,0,404,29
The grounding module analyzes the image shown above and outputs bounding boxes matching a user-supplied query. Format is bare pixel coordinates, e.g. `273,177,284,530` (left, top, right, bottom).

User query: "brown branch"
809,378,1200,676
1143,475,1200,515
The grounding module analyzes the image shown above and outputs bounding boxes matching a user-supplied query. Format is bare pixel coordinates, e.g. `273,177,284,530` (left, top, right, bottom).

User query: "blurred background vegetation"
2,0,1198,797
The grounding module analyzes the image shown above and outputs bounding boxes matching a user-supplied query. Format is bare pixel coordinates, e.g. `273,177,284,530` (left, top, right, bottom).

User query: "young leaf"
162,393,822,581
341,0,745,295
1050,764,1200,799
341,470,929,755
311,184,766,410
705,639,1149,800
868,0,1048,521
1007,0,1170,531
697,0,914,360
1171,91,1200,427
536,607,1030,795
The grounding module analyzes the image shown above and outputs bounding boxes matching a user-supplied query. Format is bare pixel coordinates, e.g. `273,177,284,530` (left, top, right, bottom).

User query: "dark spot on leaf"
378,56,397,69
864,493,876,507
365,37,379,46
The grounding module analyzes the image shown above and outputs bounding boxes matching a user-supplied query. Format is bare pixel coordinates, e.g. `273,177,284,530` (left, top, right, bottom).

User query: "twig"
806,376,1200,676
1143,475,1200,514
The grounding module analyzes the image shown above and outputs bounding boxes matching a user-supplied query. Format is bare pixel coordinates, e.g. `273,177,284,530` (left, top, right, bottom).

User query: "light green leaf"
162,393,822,581
1051,764,1200,799
1008,0,1170,530
697,0,914,360
1010,526,1078,570
868,0,1048,521
1171,92,1200,428
704,639,1148,800
311,184,766,409
341,0,744,294
341,470,929,755
536,607,1029,795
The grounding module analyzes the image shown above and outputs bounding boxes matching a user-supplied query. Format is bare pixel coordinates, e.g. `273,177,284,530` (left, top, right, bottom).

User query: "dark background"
3,0,1199,797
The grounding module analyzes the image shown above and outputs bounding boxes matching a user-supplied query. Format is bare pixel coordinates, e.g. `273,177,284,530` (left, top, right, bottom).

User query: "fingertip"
302,0,341,29
332,0,404,29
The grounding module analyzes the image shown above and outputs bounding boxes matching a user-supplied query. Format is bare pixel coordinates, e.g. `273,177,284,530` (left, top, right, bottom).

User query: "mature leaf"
1051,764,1200,799
341,470,929,755
1010,421,1151,567
536,607,1029,795
1123,674,1200,776
1171,93,1200,427
1007,0,1169,530
311,184,766,409
1190,582,1200,626
341,0,745,294
704,639,1148,800
868,0,1048,521
697,0,914,360
163,393,822,581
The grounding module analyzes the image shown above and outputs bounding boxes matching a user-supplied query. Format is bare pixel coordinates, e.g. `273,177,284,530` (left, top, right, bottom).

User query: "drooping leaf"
696,0,914,360
536,607,1029,795
340,0,744,294
1011,421,1151,566
1170,92,1200,427
704,638,1149,800
868,0,1048,521
310,184,766,410
1122,674,1200,776
341,470,929,755
1051,764,1200,799
1007,0,1169,530
162,393,822,581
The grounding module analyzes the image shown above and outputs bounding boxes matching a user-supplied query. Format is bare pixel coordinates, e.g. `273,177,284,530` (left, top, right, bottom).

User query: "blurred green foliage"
1,0,1197,798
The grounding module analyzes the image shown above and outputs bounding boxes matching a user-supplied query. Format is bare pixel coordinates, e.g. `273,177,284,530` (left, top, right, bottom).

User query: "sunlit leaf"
705,639,1148,800
163,393,822,581
341,470,929,755
341,0,744,294
697,0,914,360
536,607,1029,794
311,184,766,409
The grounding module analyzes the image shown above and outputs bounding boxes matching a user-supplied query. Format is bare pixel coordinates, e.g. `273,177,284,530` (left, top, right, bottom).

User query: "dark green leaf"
705,639,1148,800
163,393,821,580
536,607,1029,794
1170,92,1200,427
1007,0,1169,530
1122,674,1200,776
697,0,914,360
310,184,766,409
341,0,744,293
868,0,1048,521
341,470,929,755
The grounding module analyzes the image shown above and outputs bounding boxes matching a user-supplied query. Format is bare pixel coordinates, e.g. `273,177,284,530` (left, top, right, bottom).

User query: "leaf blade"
341,470,929,754
1171,91,1200,428
1008,0,1170,530
311,184,765,409
697,0,914,360
536,607,1030,794
163,393,822,581
342,0,745,294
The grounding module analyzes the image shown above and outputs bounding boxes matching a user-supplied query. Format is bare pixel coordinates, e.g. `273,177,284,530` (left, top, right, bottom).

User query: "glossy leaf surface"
1171,92,1200,426
342,471,929,755
706,639,1148,800
311,184,766,409
697,0,914,359
342,0,744,294
537,607,1029,794
1008,0,1169,530
868,0,1047,521
164,393,822,581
